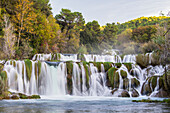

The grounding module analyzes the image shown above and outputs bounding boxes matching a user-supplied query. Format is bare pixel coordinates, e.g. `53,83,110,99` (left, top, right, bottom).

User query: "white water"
3,51,166,97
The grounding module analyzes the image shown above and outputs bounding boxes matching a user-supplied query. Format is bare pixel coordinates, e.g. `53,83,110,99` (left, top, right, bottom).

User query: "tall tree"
13,0,37,47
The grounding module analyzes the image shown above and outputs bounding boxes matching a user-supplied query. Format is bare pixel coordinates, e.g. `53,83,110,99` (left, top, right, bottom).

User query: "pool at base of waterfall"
0,96,169,113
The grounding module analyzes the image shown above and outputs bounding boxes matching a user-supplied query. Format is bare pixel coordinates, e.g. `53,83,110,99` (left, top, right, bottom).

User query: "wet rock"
111,88,118,95
141,82,152,96
131,78,140,88
123,63,132,71
120,70,127,79
107,67,118,89
154,88,170,98
131,88,139,97
123,78,129,89
28,95,41,99
119,90,130,97
11,95,19,99
19,93,28,99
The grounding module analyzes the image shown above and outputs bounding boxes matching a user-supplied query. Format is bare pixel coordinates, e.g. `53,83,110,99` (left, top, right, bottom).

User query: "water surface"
0,96,169,113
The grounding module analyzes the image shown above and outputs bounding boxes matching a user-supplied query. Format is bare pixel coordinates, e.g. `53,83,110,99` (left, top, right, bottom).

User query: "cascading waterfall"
3,51,167,98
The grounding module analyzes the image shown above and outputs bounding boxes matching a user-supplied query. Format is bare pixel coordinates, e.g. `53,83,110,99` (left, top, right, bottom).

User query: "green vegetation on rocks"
131,78,140,88
123,78,129,89
107,67,118,89
103,62,112,72
93,62,102,72
115,63,122,68
24,59,32,80
123,63,132,71
132,99,170,103
120,70,127,79
83,61,90,89
66,61,73,94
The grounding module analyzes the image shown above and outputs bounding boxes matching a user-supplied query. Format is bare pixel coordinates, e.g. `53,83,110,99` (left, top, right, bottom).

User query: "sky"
49,0,170,25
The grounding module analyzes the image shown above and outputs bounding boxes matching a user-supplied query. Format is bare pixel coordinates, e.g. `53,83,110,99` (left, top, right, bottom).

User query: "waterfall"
3,51,166,98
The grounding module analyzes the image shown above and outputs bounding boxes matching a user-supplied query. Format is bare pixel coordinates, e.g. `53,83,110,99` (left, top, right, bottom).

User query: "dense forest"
0,0,170,60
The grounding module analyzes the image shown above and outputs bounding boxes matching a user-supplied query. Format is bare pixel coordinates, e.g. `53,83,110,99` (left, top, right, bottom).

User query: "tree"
103,23,118,46
153,20,170,89
131,26,157,43
3,15,16,58
55,9,85,53
32,0,52,17
13,0,37,48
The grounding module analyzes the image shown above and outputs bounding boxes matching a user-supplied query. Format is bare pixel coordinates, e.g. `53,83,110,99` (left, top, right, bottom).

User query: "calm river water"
0,96,169,113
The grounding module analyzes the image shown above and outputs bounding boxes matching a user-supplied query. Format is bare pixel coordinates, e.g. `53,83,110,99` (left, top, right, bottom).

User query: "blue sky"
49,0,170,25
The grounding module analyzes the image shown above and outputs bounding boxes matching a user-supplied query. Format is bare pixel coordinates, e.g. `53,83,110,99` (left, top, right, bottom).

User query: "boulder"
131,78,140,88
11,95,19,99
119,90,130,97
131,88,139,97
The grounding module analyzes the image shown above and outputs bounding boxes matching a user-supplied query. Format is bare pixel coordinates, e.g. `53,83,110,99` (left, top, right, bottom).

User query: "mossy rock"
103,62,112,72
131,88,139,97
107,67,118,89
141,82,152,96
13,61,16,67
115,63,122,68
120,70,127,79
66,61,73,94
123,63,132,72
132,99,170,103
0,71,7,80
66,61,73,75
24,59,32,81
19,93,28,99
159,76,163,89
11,95,19,100
131,78,140,88
123,78,129,89
93,62,102,72
83,62,90,89
56,53,61,60
29,95,40,99
150,76,157,91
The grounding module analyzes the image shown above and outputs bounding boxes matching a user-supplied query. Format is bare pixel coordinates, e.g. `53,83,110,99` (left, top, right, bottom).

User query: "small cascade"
123,55,136,64
48,62,67,95
80,63,88,96
32,53,52,61
83,54,122,63
89,63,111,96
72,63,81,95
150,77,160,97
60,54,78,62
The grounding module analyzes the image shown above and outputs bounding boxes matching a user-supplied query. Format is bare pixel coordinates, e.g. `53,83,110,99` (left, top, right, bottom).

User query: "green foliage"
117,16,170,34
131,26,157,43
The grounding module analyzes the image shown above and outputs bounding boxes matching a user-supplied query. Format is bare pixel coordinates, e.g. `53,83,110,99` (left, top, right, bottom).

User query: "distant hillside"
117,16,170,34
